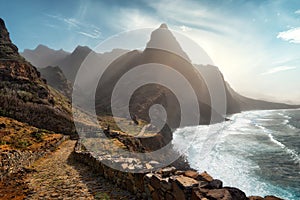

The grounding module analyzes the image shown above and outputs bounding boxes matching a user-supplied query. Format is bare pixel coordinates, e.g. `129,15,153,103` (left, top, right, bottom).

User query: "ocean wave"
267,133,300,165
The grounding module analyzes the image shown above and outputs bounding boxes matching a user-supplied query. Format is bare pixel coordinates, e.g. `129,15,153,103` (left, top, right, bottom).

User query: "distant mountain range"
20,23,299,130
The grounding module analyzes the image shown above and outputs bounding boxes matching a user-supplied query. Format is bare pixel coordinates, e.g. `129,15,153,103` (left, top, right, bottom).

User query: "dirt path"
24,140,135,200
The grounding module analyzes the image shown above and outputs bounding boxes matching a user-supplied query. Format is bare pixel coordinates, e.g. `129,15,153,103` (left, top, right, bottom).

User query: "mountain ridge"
20,24,300,115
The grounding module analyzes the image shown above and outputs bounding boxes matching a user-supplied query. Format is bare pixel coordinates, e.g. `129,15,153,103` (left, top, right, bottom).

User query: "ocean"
173,109,300,200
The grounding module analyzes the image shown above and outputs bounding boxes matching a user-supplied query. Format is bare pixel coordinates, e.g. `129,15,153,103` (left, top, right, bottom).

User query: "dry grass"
0,116,62,151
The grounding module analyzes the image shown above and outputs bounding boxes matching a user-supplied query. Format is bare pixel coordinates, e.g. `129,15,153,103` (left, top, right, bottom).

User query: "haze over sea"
173,109,300,200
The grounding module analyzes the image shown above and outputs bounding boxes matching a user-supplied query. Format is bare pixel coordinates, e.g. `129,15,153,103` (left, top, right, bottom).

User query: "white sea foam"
173,109,300,200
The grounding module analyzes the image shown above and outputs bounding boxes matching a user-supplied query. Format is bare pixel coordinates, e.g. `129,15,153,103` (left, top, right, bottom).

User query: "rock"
121,163,128,170
184,170,199,179
223,187,247,200
249,196,264,200
191,188,205,200
172,180,186,200
264,196,284,200
206,189,232,200
144,173,154,183
128,164,135,170
50,193,60,198
149,160,160,165
205,179,223,189
152,190,160,200
160,178,172,191
175,175,199,190
165,192,175,200
150,174,163,189
175,170,185,175
145,163,153,169
160,166,176,177
198,171,213,182
147,184,155,193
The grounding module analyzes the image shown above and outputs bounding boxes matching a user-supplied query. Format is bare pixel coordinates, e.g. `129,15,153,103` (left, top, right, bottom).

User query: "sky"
0,0,300,104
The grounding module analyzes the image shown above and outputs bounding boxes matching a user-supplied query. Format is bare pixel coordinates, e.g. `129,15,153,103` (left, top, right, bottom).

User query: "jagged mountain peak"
72,45,92,54
145,23,190,62
159,23,168,29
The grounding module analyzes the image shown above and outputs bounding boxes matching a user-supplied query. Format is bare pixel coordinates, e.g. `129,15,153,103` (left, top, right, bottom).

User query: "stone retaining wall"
0,135,69,179
73,141,282,200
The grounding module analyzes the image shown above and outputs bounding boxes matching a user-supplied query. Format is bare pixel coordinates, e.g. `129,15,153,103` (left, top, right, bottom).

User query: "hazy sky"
1,0,300,103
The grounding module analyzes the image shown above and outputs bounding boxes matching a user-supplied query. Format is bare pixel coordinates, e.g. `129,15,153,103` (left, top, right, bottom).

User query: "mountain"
21,44,69,68
0,18,75,134
226,82,300,111
146,23,190,62
21,24,299,125
38,66,72,98
95,24,225,130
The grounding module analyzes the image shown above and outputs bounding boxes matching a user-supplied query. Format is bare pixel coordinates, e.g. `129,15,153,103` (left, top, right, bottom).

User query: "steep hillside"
0,18,75,134
38,66,72,98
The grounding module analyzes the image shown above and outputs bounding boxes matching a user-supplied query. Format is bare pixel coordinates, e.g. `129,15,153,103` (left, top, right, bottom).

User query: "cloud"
116,9,160,30
179,25,192,32
45,14,101,39
78,31,100,39
63,18,80,28
295,10,300,14
277,27,300,43
260,66,297,75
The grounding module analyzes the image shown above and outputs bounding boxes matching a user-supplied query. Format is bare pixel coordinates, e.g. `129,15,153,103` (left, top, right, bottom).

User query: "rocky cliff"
0,18,75,134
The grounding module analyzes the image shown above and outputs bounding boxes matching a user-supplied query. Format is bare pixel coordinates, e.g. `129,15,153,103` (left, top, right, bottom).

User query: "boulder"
205,179,223,189
191,188,205,200
206,189,232,200
198,171,213,182
175,175,199,190
184,170,199,179
223,187,247,200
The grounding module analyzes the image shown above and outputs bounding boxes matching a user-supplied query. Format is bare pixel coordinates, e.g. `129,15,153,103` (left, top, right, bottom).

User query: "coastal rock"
184,170,199,179
206,189,232,200
191,188,205,200
160,166,176,177
205,179,223,189
223,187,247,200
249,196,264,200
175,175,199,190
198,171,214,182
